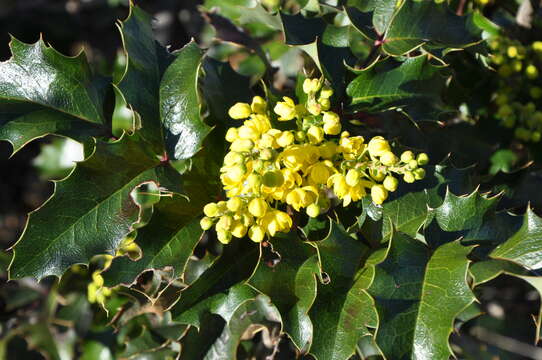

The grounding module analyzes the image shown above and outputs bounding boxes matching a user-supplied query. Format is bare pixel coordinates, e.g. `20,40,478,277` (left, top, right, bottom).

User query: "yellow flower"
251,96,267,114
327,173,348,198
248,198,268,217
225,128,238,142
259,210,292,236
204,203,219,217
303,78,321,94
345,169,360,186
217,229,232,244
323,111,341,135
229,102,252,119
227,197,243,212
306,203,320,218
274,97,297,121
367,136,390,157
231,221,248,238
276,131,295,147
307,125,324,144
216,215,233,230
400,151,414,163
380,151,398,166
238,125,259,141
200,217,213,230
320,85,333,99
319,141,337,159
371,185,388,205
249,225,266,242
383,176,398,192
230,139,254,152
309,162,331,184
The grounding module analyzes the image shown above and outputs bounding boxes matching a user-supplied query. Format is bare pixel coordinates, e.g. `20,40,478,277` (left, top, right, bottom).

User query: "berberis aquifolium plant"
3,0,542,359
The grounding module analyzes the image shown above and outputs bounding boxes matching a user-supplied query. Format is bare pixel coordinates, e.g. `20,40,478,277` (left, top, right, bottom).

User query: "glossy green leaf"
0,38,110,153
170,239,260,326
346,0,397,37
382,1,481,56
116,5,174,152
435,189,499,232
491,208,542,270
308,222,376,360
346,56,444,119
160,41,210,160
9,135,183,280
249,234,319,351
369,235,474,360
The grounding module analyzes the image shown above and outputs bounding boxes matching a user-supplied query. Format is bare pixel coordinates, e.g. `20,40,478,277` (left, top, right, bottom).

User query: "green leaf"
346,0,397,37
8,135,183,280
308,222,376,360
116,5,174,153
0,38,110,153
346,56,445,119
369,235,474,360
491,208,542,270
103,197,203,286
249,234,319,351
160,41,211,160
180,294,281,360
382,1,481,56
489,149,518,175
171,239,260,326
435,189,499,232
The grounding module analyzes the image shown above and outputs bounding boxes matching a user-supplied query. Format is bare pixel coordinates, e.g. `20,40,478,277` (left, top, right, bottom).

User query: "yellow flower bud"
260,148,273,161
341,131,350,138
400,151,415,163
230,139,254,152
369,168,385,181
416,153,429,165
225,128,238,142
319,141,337,159
223,151,244,166
227,197,243,212
306,101,322,116
252,159,264,173
323,111,341,135
407,160,419,170
228,102,252,119
310,162,331,184
217,229,232,244
238,125,259,141
249,225,266,242
247,173,263,189
251,96,267,114
259,133,276,149
306,203,320,218
526,64,539,79
318,97,331,110
371,185,388,205
507,46,518,58
277,131,295,147
404,171,415,183
231,221,248,238
303,78,321,94
328,174,348,198
380,151,398,166
346,169,360,186
534,41,542,52
368,136,391,157
200,217,214,230
383,176,398,192
274,97,297,121
225,165,246,183
248,198,268,218
217,215,234,230
204,203,219,217
307,126,324,144
320,85,333,99
413,168,426,180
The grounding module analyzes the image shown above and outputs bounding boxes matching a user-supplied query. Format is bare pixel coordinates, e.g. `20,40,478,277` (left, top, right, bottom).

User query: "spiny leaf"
382,1,481,56
116,5,174,153
346,56,445,120
369,235,474,360
0,38,110,153
160,41,211,160
435,189,500,232
308,222,376,360
170,239,260,326
345,0,397,38
491,208,542,270
249,234,319,352
8,135,183,280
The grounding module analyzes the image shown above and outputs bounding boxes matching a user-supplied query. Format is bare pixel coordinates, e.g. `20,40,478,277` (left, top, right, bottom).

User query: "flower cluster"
490,37,542,143
200,79,428,244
